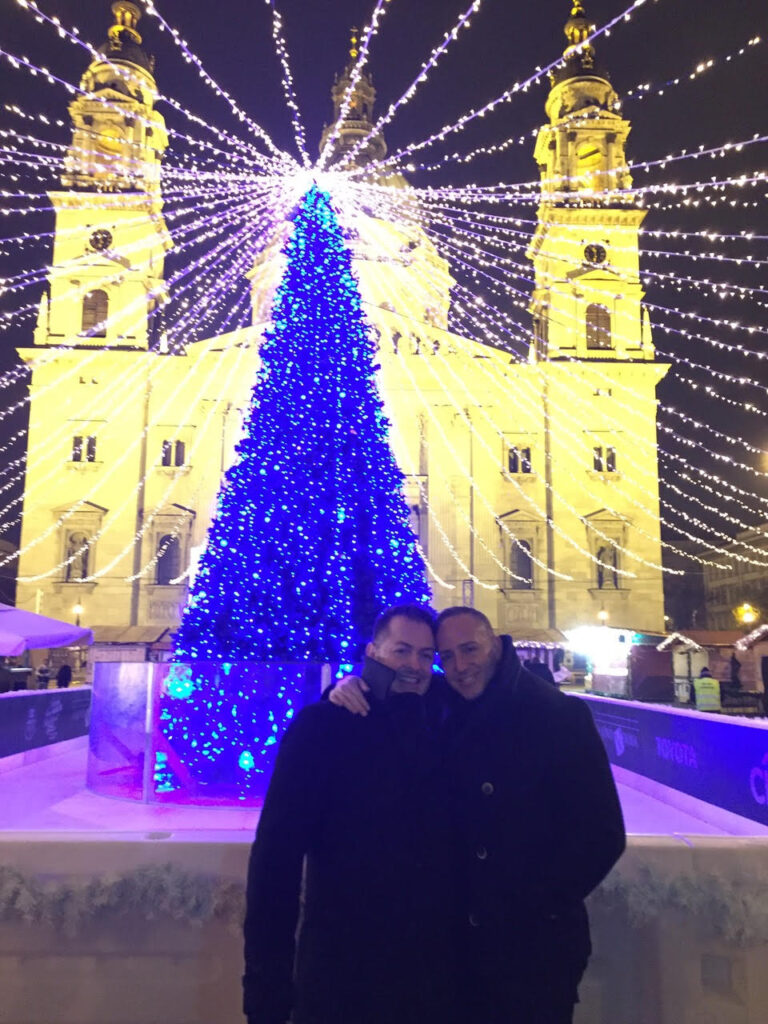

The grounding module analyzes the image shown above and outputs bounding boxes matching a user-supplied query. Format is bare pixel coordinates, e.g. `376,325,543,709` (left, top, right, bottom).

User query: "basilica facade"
15,1,668,640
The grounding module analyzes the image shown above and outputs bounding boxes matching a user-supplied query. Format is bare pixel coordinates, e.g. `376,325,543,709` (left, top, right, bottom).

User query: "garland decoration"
590,865,768,947
2,860,768,946
0,863,245,937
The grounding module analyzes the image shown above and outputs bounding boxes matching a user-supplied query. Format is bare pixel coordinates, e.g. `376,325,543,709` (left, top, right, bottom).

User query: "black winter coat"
437,637,626,1022
243,694,462,1024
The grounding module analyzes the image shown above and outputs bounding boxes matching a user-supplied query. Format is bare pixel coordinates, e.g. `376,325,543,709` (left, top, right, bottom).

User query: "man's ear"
365,641,375,658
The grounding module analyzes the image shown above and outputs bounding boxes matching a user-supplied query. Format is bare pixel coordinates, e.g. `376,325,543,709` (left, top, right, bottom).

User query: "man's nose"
454,653,469,673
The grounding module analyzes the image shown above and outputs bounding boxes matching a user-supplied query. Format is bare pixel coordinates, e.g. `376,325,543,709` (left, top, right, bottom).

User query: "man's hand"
328,676,372,716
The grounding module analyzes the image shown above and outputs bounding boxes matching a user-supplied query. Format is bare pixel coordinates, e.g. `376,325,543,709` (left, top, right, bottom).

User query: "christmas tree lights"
172,184,430,662
157,186,430,795
3,0,767,630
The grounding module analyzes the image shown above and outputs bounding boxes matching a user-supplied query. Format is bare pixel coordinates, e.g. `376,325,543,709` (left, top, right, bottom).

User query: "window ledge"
67,461,103,470
156,465,191,476
502,472,538,483
52,581,98,594
587,469,622,482
588,587,630,600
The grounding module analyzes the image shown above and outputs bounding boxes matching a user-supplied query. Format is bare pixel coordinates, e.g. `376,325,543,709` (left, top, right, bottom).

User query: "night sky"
0,0,766,562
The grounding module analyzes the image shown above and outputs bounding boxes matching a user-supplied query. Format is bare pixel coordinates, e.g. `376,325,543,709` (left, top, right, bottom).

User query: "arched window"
65,531,90,581
586,304,611,350
156,535,181,585
511,540,533,590
81,289,108,338
596,545,619,589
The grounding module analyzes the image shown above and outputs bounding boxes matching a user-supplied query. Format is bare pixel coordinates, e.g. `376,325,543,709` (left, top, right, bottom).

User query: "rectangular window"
533,313,549,353
511,540,534,590
161,439,188,468
508,446,532,474
73,436,97,462
593,446,617,472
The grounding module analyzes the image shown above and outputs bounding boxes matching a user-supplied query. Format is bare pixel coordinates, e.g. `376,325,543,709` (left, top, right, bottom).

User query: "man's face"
436,614,501,701
366,616,435,695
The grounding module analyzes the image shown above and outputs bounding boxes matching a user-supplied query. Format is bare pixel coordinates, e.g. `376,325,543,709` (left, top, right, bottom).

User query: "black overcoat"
243,694,462,1024
437,637,626,1022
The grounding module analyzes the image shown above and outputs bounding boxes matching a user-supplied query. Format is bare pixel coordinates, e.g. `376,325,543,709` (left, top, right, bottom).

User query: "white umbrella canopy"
0,603,93,656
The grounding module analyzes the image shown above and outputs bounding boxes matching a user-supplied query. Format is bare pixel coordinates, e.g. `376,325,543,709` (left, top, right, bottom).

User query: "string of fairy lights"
332,178,768,563
351,191,766,572
0,0,765,626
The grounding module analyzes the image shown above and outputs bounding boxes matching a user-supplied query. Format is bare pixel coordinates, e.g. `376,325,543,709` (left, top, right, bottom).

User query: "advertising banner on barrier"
0,688,91,758
580,694,768,826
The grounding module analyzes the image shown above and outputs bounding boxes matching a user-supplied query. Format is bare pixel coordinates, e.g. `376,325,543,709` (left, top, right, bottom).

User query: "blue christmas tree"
174,185,430,662
156,187,430,798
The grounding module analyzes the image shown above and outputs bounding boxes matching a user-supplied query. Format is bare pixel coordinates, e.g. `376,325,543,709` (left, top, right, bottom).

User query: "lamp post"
736,602,758,629
72,603,84,671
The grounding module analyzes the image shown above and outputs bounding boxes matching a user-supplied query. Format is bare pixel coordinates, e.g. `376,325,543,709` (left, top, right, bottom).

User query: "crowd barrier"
0,687,91,760
580,693,768,828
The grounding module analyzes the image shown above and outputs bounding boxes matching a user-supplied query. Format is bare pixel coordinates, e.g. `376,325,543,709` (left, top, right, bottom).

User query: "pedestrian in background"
56,662,72,689
35,660,51,689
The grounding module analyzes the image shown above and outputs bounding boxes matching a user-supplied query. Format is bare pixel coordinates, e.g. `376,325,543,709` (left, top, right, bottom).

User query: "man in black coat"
242,604,462,1024
435,606,625,1023
332,606,626,1024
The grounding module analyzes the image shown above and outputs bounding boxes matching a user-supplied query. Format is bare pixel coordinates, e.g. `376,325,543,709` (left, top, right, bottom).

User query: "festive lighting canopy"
0,0,766,618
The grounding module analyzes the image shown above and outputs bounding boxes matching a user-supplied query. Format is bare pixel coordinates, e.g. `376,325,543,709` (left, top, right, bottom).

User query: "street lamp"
72,603,85,672
736,602,758,627
597,609,609,624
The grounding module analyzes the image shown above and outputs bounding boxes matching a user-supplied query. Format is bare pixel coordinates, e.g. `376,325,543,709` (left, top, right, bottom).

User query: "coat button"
481,782,494,796
476,846,488,860
469,913,480,928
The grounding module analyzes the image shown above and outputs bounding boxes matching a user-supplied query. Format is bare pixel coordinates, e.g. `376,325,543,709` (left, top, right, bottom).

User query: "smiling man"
331,605,626,1024
243,604,461,1024
433,606,626,1023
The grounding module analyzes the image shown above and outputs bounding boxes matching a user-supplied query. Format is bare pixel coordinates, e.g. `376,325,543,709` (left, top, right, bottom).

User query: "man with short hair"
243,604,461,1024
436,607,625,1023
332,606,625,1024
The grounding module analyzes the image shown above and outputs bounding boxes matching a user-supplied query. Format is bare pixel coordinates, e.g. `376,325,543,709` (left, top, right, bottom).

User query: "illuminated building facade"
16,1,668,639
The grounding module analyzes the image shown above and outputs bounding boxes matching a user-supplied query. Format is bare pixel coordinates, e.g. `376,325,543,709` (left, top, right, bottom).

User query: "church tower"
252,32,453,331
16,1,181,633
318,29,387,168
38,0,171,351
526,1,669,635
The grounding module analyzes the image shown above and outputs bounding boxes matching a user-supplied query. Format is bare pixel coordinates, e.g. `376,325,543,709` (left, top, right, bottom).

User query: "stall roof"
513,629,568,645
630,632,667,646
0,603,93,656
683,630,744,647
90,626,171,645
657,629,746,651
736,624,768,651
